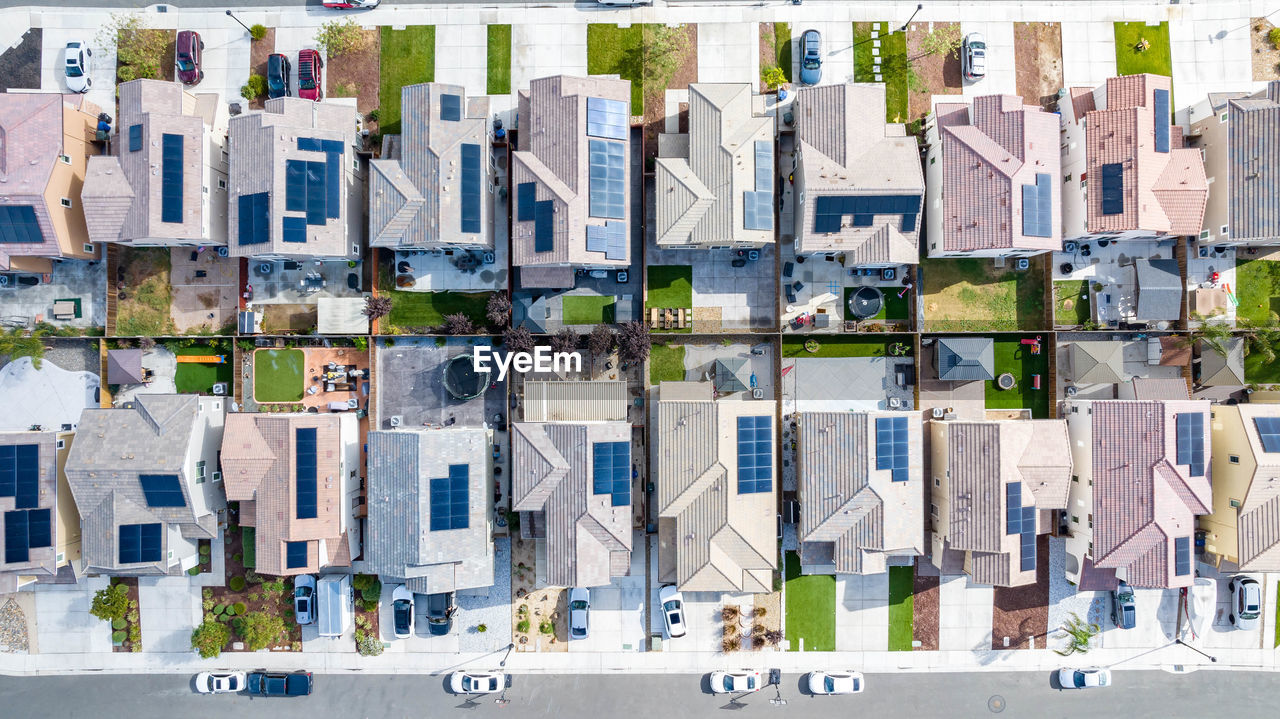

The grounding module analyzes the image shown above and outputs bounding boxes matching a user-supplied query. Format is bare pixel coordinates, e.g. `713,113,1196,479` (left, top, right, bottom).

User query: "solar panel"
1255,417,1280,453
441,93,462,122
1020,532,1037,572
4,510,27,564
0,205,44,245
533,200,554,253
517,182,536,222
585,221,628,260
812,195,921,235
754,141,773,193
282,216,308,244
286,160,308,212
874,416,910,482
304,160,327,225
237,193,270,245
429,464,470,531
1100,163,1124,216
0,445,13,498
119,523,162,564
592,441,631,507
295,427,318,520
588,139,626,219
128,124,142,152
736,416,773,494
586,97,629,141
13,444,36,509
1153,89,1170,153
296,137,344,221
139,474,186,508
460,143,482,234
1006,482,1022,535
1176,413,1205,477
160,133,183,224
1174,536,1191,576
1021,173,1054,238
743,191,773,231
286,541,308,569
26,508,50,548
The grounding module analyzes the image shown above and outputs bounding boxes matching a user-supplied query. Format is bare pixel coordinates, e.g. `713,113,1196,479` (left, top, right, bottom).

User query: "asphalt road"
1,670,1276,718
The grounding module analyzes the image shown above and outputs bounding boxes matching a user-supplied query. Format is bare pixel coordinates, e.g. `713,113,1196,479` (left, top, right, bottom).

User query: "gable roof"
1228,404,1280,570
1227,81,1280,242
936,337,995,381
1133,258,1182,321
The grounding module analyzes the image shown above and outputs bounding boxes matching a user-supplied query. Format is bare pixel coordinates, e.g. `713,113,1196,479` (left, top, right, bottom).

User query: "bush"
250,24,268,41
477,623,487,633
129,624,141,643
241,74,267,100
202,588,213,600
199,544,211,556
761,65,786,89
367,109,380,123
232,553,241,563
352,574,375,592
223,605,236,617
90,584,130,622
245,569,264,585
112,618,127,630
357,635,384,657
316,18,368,57
362,598,379,613
231,617,246,635
213,604,225,615
239,611,286,652
233,602,247,615
1271,27,1280,48
538,620,553,635
229,576,246,592
187,566,201,576
516,619,530,633
112,630,126,644
191,620,230,658
360,579,382,604
202,598,214,612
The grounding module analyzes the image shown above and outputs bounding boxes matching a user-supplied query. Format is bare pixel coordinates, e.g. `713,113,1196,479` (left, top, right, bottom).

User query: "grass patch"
379,26,435,135
775,22,792,82
562,295,617,325
1235,259,1280,327
173,346,233,395
116,247,174,337
252,349,305,403
784,551,835,651
1114,22,1172,78
854,22,909,122
649,343,686,385
1053,280,1091,327
846,286,910,321
647,265,693,309
388,290,491,330
920,257,1045,331
985,337,1050,418
887,565,914,651
587,24,644,114
241,527,255,569
781,335,913,358
487,25,512,95
1246,352,1280,385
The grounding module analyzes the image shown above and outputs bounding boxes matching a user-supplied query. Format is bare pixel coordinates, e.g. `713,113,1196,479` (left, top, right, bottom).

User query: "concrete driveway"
435,24,487,97
697,22,757,85
792,22,855,87
568,531,647,653
33,577,112,654
959,21,1016,97
40,28,116,114
137,576,201,653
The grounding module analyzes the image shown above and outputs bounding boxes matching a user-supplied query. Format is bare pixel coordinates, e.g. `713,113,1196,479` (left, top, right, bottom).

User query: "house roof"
935,95,1062,253
523,380,627,422
936,337,995,381
1068,341,1124,384
797,412,923,574
1198,337,1244,386
713,358,752,395
1227,82,1280,243
0,431,61,579
1127,376,1191,400
369,83,492,250
655,84,774,247
1227,404,1280,570
366,429,494,593
1134,258,1182,321
793,83,923,259
513,294,549,332
106,349,146,385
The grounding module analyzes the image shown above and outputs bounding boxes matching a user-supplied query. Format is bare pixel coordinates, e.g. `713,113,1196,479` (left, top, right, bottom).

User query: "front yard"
1114,22,1173,78
487,25,512,95
985,336,1051,418
781,335,913,359
920,257,1046,332
649,343,686,385
784,551,835,651
887,565,914,651
387,290,492,332
854,22,910,123
379,26,436,135
587,24,645,114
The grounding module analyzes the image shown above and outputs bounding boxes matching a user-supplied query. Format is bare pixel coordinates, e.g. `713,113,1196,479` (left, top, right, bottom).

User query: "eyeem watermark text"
473,346,582,381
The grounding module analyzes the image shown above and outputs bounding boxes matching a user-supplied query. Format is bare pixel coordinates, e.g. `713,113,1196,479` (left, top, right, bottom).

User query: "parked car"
267,53,292,99
392,585,414,639
63,41,93,93
1228,575,1262,631
1112,580,1136,630
568,587,590,640
710,670,762,694
175,30,204,86
293,575,316,625
245,671,313,697
962,32,987,81
195,671,246,695
799,29,822,86
426,591,455,636
1057,667,1111,690
323,0,380,7
659,585,686,638
297,49,323,101
806,671,864,695
450,671,505,695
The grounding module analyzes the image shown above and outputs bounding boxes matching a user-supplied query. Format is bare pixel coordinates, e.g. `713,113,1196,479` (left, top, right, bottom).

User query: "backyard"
586,24,645,114
649,343,686,386
781,335,913,359
984,336,1051,418
1234,258,1280,327
1053,280,1091,327
853,22,910,123
784,551,835,652
253,348,305,403
920,257,1046,331
115,247,175,337
488,24,512,95
647,265,693,333
1114,22,1173,78
379,26,436,136
887,565,914,651
387,290,492,331
173,344,233,395
561,295,616,325
845,286,910,322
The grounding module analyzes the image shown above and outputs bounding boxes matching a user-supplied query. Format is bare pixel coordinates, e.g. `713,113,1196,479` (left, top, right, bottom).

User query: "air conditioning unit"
1016,258,1030,271
212,382,228,396
1063,241,1079,254
389,415,402,428
752,388,764,400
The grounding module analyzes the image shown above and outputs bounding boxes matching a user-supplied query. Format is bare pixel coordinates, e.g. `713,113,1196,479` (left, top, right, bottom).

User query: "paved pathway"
137,576,200,653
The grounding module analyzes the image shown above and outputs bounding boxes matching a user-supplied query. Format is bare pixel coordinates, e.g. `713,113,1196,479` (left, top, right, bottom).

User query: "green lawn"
562,295,617,325
774,22,792,82
887,565,914,651
845,286,910,321
1235,258,1280,327
253,349,304,403
985,336,1051,418
487,25,512,95
1275,581,1280,648
587,24,645,114
379,26,436,136
920,257,1046,331
853,22,909,122
1053,280,1091,327
173,346,233,395
649,343,686,386
784,551,835,651
241,527,256,569
1246,352,1280,385
388,290,491,330
1114,22,1173,78
781,335,913,358
647,265,693,308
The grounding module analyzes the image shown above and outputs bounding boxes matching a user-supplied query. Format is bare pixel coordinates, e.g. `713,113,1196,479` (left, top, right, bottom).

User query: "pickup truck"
246,671,313,697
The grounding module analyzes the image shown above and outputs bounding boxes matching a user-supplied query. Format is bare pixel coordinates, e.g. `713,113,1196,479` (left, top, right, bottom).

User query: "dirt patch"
751,591,783,650
906,23,963,122
912,565,939,651
1251,19,1280,81
510,529,567,652
260,304,318,334
759,23,778,87
991,533,1050,650
327,29,380,126
1013,23,1064,112
115,247,175,336
642,24,698,166
0,29,41,91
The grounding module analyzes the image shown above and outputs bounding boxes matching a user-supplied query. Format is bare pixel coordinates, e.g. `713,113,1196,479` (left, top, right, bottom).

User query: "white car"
1228,575,1263,631
293,574,316,625
659,585,686,638
63,41,93,93
807,671,864,695
392,585,414,639
195,671,247,694
449,670,505,695
1058,667,1111,690
709,670,762,694
569,587,590,640
962,32,986,81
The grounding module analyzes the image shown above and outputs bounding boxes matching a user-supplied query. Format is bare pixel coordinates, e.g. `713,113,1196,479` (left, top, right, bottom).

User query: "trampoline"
996,373,1017,390
847,286,884,320
443,353,491,400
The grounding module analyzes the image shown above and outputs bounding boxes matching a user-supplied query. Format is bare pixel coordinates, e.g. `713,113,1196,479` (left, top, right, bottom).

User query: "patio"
778,242,913,334
782,356,915,412
0,356,99,431
1186,243,1237,326
389,244,508,294
169,248,239,333
112,347,179,404
0,260,105,331
1050,238,1180,329
645,248,777,332
681,343,776,400
247,258,364,307
375,337,508,431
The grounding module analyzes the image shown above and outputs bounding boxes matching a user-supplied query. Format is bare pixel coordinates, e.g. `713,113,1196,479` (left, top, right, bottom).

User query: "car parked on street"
267,53,291,99
1112,580,1136,630
450,671,505,695
195,671,246,695
806,671,864,695
799,29,822,86
710,670,761,694
297,49,323,101
63,41,93,93
569,587,590,640
1057,667,1111,690
1228,575,1262,631
323,0,380,7
246,671,313,697
175,30,204,86
392,585,415,639
659,585,686,638
426,591,454,636
293,574,316,625
962,32,987,81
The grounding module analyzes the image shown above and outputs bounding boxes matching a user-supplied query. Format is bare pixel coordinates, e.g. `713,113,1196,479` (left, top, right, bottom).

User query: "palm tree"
1053,612,1100,656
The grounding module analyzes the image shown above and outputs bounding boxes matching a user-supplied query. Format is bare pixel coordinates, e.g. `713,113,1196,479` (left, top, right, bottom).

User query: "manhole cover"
988,695,1006,713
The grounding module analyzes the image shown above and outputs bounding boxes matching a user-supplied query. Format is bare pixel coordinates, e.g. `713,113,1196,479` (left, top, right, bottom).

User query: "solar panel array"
139,474,186,508
4,509,51,564
285,159,330,226
1255,417,1280,453
813,195,920,234
429,464,470,531
1176,413,1205,477
160,133,183,224
1174,536,1191,576
1005,482,1022,535
286,541,308,569
588,139,626,219
585,221,627,260
295,427,318,520
874,416,910,482
118,523,162,564
0,205,43,245
517,182,536,222
1003,481,1036,571
1019,506,1036,571
754,141,773,193
736,416,773,494
0,444,39,508
1099,163,1124,216
297,137,344,222
128,124,143,152
460,143,483,234
591,441,630,507
744,140,775,232
1153,89,1170,153
282,216,308,244
533,200,554,253
1021,173,1053,238
586,97,629,141
441,93,462,122
237,192,270,245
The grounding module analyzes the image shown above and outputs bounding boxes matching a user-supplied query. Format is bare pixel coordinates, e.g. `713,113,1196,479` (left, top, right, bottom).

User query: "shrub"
367,109,380,123
240,611,286,652
127,609,139,624
202,598,214,612
538,620,553,635
191,620,230,658
213,604,225,615
241,74,267,100
229,575,246,592
202,588,213,600
99,13,167,83
112,630,126,644
245,569,264,585
477,623,487,633
232,553,242,563
250,24,268,41
129,624,141,643
231,617,246,635
360,578,382,604
90,584,130,622
198,544,211,556
357,635,384,656
362,598,379,613
352,574,375,592
315,18,368,57
761,65,786,89
112,618,127,630
516,619,530,633
753,606,767,617
224,605,236,617
1270,27,1280,48
233,602,247,615
187,566,201,576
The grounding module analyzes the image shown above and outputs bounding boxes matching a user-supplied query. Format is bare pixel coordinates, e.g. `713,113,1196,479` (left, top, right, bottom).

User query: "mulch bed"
642,24,698,166
912,563,940,651
759,22,778,93
990,533,1050,650
204,511,302,653
248,29,276,111
1013,23,1064,112
326,29,381,129
112,577,140,653
905,23,963,122
0,29,41,91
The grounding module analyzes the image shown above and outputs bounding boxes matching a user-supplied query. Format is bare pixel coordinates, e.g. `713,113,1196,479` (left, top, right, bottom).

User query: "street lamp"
900,4,925,33
499,642,515,668
1175,638,1217,663
225,10,252,35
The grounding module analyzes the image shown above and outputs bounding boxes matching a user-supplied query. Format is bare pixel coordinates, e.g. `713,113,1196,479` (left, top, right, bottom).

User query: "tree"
1053,612,1100,656
241,74,267,100
190,620,230,658
617,321,652,363
90,584,130,622
643,25,691,91
503,326,535,355
99,13,168,83
550,328,578,356
917,24,964,59
0,327,48,369
761,66,787,90
363,295,392,321
239,611,286,652
486,291,513,327
315,18,368,58
249,24,268,42
587,324,614,361
441,313,475,335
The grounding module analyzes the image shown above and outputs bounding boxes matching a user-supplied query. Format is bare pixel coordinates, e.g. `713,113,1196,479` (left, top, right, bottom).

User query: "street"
1,670,1276,718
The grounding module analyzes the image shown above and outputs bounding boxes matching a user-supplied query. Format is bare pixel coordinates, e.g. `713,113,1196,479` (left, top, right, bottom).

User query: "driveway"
959,21,1016,97
434,24,487,97
836,572,889,651
40,28,117,114
568,530,646,653
137,576,200,653
697,22,757,85
792,22,855,87
33,577,112,654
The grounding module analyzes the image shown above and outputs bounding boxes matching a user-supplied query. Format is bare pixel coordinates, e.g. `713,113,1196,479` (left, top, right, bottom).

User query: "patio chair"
783,262,794,279
785,286,797,304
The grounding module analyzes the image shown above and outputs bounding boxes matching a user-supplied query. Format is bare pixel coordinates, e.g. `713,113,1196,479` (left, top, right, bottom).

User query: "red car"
322,0,380,7
298,49,323,101
175,30,203,85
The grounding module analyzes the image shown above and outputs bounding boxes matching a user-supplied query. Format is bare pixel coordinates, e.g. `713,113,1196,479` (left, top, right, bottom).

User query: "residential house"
925,95,1062,258
365,428,495,593
655,83,775,249
1060,74,1208,242
1197,337,1244,387
1202,404,1280,570
655,381,776,592
0,93,102,271
796,411,923,575
81,79,229,247
1064,340,1125,385
1131,257,1183,325
369,83,493,251
791,83,923,266
511,381,633,588
512,75,632,289
220,413,361,576
1062,398,1211,588
0,429,80,592
929,419,1072,586
227,98,364,260
64,395,226,576
934,336,995,382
